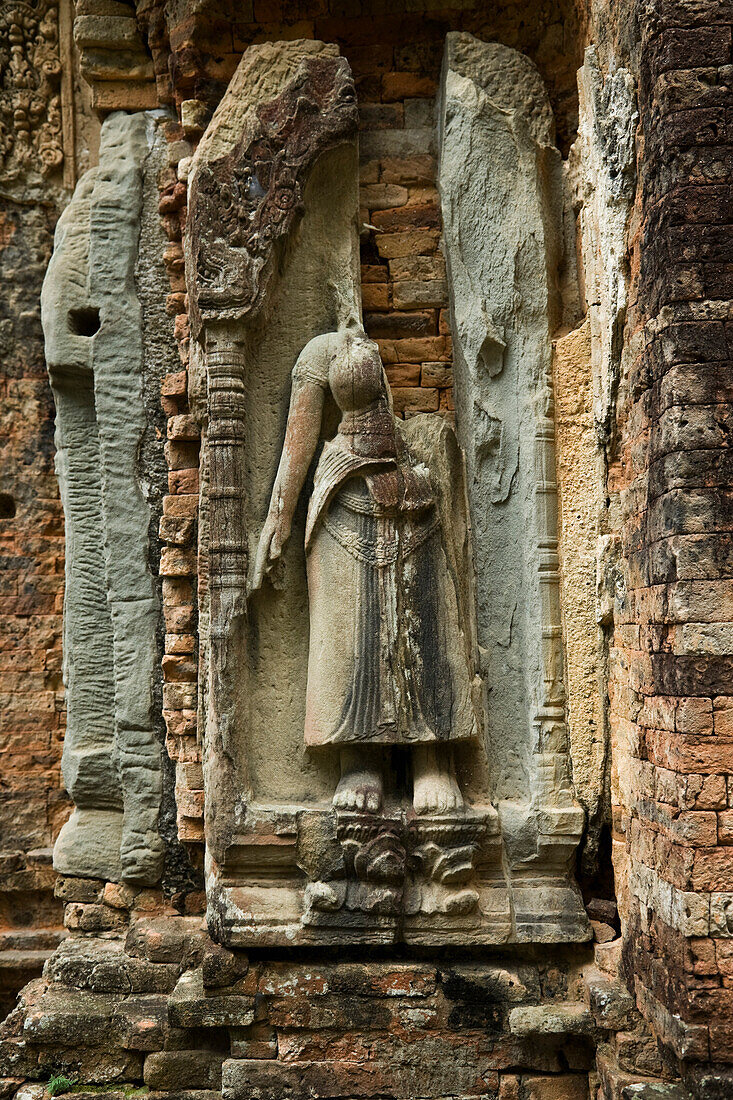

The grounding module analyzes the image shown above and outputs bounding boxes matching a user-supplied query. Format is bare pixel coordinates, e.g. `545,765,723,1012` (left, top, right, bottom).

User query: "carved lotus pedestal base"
204,803,587,947
302,808,511,945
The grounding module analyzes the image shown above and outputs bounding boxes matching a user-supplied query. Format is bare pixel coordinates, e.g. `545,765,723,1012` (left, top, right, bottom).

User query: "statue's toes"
414,785,435,815
365,790,380,813
334,786,355,810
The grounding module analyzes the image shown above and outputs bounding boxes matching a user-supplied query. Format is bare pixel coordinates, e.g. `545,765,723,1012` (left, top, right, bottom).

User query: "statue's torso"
305,337,433,549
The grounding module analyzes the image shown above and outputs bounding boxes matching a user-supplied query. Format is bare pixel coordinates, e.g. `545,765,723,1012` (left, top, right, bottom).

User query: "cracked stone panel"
438,33,587,921
42,111,171,885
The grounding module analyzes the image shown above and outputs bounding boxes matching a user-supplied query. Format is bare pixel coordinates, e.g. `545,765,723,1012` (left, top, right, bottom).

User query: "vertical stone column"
202,330,248,863
533,383,580,865
604,1,733,1075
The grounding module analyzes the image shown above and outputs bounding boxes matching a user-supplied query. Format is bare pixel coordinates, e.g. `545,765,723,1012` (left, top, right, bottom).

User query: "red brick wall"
609,0,733,1068
0,201,68,1013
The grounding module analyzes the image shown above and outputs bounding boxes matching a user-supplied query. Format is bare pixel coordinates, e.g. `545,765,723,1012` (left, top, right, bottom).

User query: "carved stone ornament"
187,48,358,340
0,0,64,186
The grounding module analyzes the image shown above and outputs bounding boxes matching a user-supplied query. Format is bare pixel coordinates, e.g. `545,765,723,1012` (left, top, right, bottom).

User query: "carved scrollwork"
0,0,64,185
188,54,358,337
304,811,491,924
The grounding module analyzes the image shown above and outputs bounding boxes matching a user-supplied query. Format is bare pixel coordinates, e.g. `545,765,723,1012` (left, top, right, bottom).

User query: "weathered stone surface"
202,943,249,988
552,317,608,873
222,1052,500,1099
125,915,208,966
508,1003,594,1037
573,45,637,446
42,110,173,885
114,994,169,1051
438,32,586,919
45,938,180,994
586,974,636,1031
144,1049,225,1090
168,968,255,1028
22,985,119,1046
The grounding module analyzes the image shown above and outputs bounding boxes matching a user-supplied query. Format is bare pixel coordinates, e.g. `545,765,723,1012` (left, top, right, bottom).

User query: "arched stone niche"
189,36,589,945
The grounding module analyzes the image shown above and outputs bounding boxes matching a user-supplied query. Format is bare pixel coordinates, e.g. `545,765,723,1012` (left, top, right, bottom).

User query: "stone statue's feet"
413,769,464,815
333,765,383,814
413,744,464,815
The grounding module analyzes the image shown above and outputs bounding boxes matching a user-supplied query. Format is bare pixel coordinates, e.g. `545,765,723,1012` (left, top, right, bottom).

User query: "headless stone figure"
253,330,479,814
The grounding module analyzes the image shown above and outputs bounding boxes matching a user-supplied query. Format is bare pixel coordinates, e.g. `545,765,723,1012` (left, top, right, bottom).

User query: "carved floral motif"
0,0,64,183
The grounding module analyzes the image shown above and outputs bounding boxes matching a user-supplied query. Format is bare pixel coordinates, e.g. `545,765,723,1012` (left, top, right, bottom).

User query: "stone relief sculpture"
0,0,65,188
252,328,480,817
184,36,586,946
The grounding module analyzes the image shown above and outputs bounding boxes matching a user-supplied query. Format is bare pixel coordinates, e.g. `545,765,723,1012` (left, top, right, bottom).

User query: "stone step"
0,950,52,973
0,928,66,953
22,985,121,1046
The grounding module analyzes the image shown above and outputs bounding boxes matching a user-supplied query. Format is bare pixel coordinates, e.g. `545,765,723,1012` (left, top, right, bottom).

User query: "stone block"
229,1025,277,1059
508,1004,594,1037
393,279,447,309
222,1051,499,1099
364,309,435,339
586,974,637,1030
22,987,119,1046
144,1049,225,1090
46,938,180,994
382,73,437,100
147,1094,221,1100
53,876,104,903
169,969,255,1028
34,1046,143,1084
63,902,128,933
202,943,249,989
634,979,709,1061
375,229,441,258
114,995,168,1050
381,155,436,184
390,386,440,414
181,99,212,134
518,1077,589,1100
125,915,207,965
361,283,389,310
359,127,435,158
81,47,154,82
74,14,143,49
360,183,409,210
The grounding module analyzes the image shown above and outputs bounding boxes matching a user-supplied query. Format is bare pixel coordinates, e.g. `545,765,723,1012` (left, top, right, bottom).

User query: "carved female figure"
253,329,479,815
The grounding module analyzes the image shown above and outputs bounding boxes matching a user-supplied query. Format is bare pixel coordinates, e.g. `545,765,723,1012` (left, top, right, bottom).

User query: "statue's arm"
251,375,325,590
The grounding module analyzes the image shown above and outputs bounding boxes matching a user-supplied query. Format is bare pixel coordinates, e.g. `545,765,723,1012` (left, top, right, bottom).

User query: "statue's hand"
251,508,290,592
